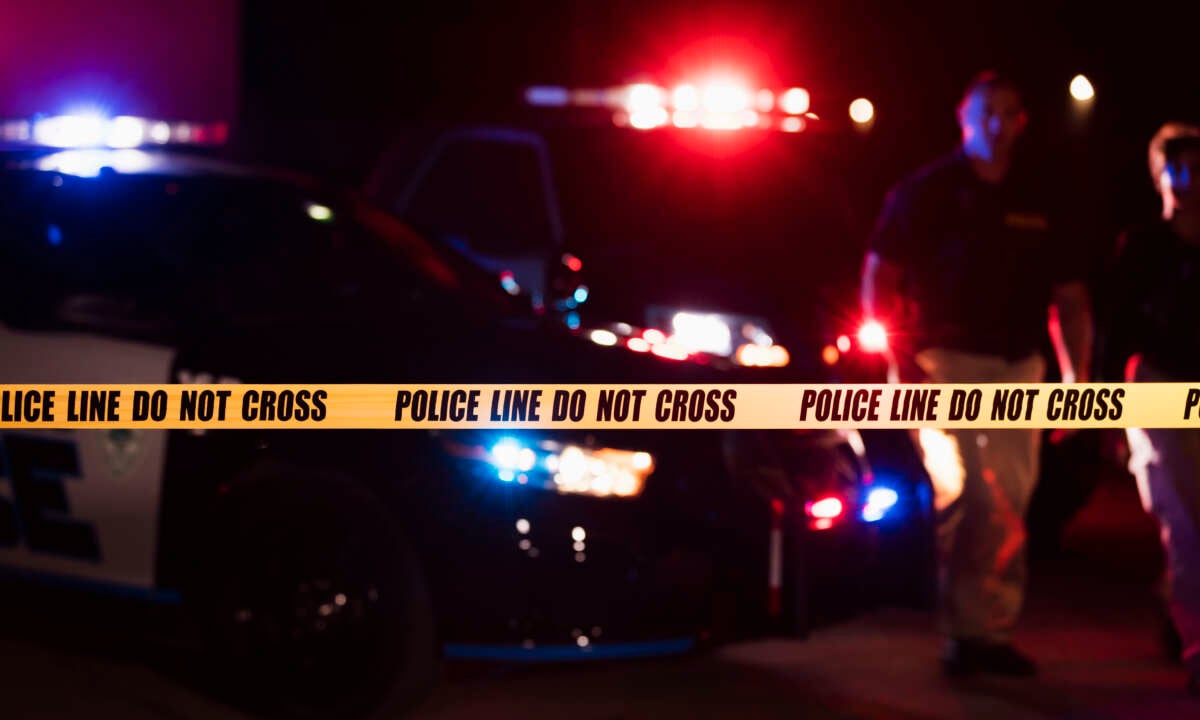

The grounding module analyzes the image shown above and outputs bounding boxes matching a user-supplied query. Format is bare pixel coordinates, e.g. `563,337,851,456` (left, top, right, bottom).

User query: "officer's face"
959,86,1027,162
1163,148,1200,215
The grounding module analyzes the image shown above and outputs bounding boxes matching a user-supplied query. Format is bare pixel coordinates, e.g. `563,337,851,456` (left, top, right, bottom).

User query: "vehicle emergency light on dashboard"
1,113,228,149
524,80,819,132
582,312,791,369
438,434,656,499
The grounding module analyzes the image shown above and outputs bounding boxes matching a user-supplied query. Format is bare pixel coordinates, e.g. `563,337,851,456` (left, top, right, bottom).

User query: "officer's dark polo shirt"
1103,222,1200,380
869,149,1081,360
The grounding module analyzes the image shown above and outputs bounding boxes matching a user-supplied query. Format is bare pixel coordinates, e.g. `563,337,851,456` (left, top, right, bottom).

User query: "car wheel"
195,466,438,719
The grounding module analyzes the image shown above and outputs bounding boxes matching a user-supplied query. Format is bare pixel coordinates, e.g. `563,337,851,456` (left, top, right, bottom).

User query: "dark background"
5,1,1195,281
237,0,1200,234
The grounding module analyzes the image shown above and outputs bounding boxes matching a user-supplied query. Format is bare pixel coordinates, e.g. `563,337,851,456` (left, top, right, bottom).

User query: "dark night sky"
0,0,239,120
238,0,1200,233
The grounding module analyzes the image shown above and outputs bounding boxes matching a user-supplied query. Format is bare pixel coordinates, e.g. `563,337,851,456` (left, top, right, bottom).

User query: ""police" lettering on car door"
0,433,101,561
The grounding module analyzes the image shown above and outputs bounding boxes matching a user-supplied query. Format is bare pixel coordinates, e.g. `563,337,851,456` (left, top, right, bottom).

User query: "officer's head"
1148,122,1200,219
957,71,1027,163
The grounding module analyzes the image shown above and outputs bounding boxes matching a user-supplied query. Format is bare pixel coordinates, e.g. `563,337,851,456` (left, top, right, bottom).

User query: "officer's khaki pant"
911,348,1046,642
1127,360,1200,673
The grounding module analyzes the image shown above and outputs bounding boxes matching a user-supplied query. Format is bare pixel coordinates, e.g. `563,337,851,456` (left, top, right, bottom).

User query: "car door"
384,127,566,312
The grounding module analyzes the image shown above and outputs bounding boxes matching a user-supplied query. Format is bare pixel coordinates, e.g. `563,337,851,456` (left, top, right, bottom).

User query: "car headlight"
440,435,655,498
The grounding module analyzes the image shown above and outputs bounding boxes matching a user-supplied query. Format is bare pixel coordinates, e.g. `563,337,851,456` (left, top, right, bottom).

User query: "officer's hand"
886,348,927,384
1050,368,1089,444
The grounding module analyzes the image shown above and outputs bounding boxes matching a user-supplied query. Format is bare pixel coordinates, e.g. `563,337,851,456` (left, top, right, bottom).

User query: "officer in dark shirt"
861,71,1093,677
1110,126,1200,696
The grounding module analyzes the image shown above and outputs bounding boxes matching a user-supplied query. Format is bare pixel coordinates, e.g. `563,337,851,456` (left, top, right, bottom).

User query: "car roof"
0,147,311,186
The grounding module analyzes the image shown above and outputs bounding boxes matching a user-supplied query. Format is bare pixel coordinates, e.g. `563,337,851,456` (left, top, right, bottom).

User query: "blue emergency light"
2,112,227,149
862,486,900,522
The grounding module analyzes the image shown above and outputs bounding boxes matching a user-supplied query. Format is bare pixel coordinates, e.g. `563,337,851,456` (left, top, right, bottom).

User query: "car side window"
404,138,556,258
0,175,179,341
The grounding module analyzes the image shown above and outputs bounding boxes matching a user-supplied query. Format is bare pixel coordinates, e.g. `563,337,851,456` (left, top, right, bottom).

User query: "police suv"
0,114,901,718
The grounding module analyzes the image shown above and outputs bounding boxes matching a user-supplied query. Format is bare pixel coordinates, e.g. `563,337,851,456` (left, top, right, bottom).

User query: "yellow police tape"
2,383,1200,430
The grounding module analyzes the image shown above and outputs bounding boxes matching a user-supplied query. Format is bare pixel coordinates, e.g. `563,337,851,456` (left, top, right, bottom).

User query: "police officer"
861,71,1093,676
1109,123,1200,696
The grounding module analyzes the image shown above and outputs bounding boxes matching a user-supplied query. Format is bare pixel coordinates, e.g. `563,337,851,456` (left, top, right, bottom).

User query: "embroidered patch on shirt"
1004,212,1049,231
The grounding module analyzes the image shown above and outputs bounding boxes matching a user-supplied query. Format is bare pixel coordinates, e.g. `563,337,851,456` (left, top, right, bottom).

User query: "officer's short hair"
957,70,1023,115
1150,122,1200,193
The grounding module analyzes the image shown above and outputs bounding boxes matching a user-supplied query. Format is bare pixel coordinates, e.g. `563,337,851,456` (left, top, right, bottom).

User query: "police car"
369,77,934,615
0,112,908,717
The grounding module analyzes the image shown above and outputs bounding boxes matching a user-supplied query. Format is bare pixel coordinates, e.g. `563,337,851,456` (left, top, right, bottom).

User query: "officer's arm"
860,251,906,323
1049,281,1093,384
863,182,917,328
1098,231,1141,382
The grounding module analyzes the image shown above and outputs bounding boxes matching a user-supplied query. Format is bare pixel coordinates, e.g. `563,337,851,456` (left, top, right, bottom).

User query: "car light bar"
1,114,228,149
524,82,817,133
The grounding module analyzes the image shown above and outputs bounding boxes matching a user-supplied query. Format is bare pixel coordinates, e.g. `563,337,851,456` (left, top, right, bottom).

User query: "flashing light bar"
2,114,228,150
525,82,815,133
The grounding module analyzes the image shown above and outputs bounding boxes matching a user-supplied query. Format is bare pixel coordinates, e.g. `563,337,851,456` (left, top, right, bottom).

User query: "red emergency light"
805,495,845,531
807,496,844,519
856,320,889,353
525,79,813,133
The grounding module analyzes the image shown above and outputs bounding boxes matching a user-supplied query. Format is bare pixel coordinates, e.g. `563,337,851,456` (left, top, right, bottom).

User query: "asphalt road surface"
2,471,1197,720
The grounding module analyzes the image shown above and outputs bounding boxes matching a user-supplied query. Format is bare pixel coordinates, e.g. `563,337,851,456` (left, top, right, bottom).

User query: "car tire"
191,464,439,719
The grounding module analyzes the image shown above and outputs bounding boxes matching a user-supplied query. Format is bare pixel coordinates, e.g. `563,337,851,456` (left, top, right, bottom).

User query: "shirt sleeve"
866,181,920,265
1095,230,1143,381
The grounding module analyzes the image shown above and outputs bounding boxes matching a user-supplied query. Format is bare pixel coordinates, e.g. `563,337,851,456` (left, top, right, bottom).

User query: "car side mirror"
546,249,586,316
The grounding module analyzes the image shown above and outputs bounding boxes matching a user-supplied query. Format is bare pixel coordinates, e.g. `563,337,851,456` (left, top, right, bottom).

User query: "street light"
1069,74,1095,102
849,98,874,125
